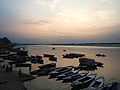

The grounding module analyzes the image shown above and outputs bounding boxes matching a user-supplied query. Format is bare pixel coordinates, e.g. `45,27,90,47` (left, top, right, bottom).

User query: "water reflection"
23,45,120,90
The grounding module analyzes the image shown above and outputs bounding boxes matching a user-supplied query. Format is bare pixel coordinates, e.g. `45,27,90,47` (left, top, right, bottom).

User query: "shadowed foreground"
0,65,35,90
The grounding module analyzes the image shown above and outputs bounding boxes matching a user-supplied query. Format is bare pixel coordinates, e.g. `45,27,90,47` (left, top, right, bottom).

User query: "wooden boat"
49,66,73,77
63,72,88,82
71,73,97,88
96,54,106,57
88,77,104,90
98,81,120,90
56,69,81,80
49,57,57,61
43,54,55,57
63,50,66,52
15,63,31,67
36,55,42,59
52,47,55,50
63,53,85,58
31,59,43,64
62,55,73,58
37,68,53,76
30,69,40,75
38,63,56,69
30,67,58,76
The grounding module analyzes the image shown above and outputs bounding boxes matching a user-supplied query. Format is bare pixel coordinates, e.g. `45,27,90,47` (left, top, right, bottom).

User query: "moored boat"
98,81,120,90
96,54,106,57
62,72,88,82
43,54,55,57
38,63,56,69
71,73,97,88
49,57,57,61
88,77,104,90
49,66,73,78
56,69,81,80
63,53,85,58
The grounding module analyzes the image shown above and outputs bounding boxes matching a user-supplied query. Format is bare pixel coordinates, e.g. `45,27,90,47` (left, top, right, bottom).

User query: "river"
21,45,120,90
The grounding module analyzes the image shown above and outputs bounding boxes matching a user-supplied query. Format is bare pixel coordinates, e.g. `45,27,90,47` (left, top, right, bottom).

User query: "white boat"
88,77,104,90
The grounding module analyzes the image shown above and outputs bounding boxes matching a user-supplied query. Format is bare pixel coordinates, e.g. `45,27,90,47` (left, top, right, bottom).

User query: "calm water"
21,45,120,90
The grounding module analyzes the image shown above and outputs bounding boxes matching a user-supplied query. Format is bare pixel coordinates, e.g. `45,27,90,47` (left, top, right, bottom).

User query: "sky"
0,0,120,43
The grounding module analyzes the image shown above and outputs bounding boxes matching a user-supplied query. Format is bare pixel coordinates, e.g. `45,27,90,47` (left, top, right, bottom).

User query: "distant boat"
43,54,55,57
52,47,55,50
96,54,106,57
63,53,85,58
63,50,66,52
49,57,57,61
71,73,97,88
88,77,104,90
62,72,88,82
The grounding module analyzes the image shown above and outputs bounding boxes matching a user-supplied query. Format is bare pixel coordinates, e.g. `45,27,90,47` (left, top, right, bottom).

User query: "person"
6,65,9,72
19,68,22,77
29,66,32,72
9,64,13,72
2,64,5,68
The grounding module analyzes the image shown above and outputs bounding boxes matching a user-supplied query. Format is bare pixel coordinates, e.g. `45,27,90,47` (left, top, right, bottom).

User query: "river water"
21,45,120,90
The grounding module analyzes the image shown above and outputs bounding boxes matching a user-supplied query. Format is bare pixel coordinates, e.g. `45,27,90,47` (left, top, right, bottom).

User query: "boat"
79,58,104,67
79,58,96,66
31,59,44,64
71,73,97,88
98,81,120,90
63,50,66,52
96,54,106,57
15,63,31,67
69,53,85,58
56,69,81,80
49,57,57,61
36,55,42,59
30,56,44,64
63,72,88,82
37,68,53,76
49,66,73,77
43,54,55,57
52,47,55,50
38,63,56,69
95,62,104,67
63,53,85,58
88,77,104,90
62,55,73,58
30,69,40,75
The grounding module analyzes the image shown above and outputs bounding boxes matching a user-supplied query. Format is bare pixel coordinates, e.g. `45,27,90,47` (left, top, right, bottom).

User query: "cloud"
24,20,50,25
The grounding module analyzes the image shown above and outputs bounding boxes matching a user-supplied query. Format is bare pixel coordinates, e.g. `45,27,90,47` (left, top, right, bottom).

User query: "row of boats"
0,52,105,64
30,64,120,90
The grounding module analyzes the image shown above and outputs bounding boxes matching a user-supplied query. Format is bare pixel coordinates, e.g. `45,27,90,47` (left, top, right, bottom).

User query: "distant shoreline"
14,43,120,47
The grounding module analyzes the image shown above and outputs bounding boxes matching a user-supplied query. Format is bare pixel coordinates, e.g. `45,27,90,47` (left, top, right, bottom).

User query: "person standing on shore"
5,65,9,72
29,66,32,72
19,68,22,77
9,64,13,72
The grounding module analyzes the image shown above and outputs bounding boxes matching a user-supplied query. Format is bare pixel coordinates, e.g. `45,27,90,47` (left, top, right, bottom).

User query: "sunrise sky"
0,0,120,43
